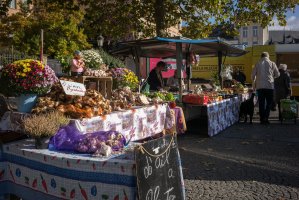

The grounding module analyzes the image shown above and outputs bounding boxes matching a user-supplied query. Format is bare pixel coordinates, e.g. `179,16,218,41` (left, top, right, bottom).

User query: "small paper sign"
60,80,86,96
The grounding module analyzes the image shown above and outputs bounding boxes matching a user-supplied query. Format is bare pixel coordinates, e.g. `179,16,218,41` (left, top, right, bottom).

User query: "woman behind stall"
70,50,85,77
147,61,166,91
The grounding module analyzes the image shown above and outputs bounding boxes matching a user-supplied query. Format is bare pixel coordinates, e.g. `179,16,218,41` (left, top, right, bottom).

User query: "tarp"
110,36,247,58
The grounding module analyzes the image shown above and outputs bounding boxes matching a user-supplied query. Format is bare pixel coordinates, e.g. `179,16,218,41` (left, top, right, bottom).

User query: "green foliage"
55,55,72,74
81,0,298,39
144,91,175,102
211,72,220,86
98,49,126,68
0,0,298,54
0,1,90,58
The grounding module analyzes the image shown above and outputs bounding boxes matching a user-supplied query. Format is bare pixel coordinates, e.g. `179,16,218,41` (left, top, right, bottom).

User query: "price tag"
60,80,86,96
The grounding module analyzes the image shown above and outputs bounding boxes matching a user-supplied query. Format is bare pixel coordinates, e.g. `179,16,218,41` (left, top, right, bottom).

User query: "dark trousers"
257,89,274,122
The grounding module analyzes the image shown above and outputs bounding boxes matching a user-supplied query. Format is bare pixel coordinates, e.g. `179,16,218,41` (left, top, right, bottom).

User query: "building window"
253,41,258,45
243,42,248,46
9,0,16,9
253,26,258,37
242,27,248,38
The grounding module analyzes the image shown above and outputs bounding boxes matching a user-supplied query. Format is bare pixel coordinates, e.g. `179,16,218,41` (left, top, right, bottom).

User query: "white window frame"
253,26,258,37
242,27,248,38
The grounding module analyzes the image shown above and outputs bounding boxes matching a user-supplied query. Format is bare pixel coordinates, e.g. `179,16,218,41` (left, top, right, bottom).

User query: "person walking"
274,64,291,120
251,52,280,124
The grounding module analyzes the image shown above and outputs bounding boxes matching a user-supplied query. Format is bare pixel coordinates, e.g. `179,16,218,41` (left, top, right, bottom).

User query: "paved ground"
179,109,299,200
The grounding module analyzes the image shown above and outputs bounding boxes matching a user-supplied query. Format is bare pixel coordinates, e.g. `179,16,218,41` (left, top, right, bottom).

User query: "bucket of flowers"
110,68,139,91
0,59,58,113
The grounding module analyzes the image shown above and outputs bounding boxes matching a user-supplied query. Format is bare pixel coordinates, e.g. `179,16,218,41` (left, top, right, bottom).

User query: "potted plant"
0,59,58,113
110,68,139,91
23,111,70,149
81,49,104,69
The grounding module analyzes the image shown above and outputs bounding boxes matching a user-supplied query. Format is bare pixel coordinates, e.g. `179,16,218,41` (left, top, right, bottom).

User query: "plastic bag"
49,122,126,153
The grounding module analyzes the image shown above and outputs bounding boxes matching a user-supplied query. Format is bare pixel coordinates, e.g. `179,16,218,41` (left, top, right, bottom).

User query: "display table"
0,139,137,200
184,94,249,137
0,104,180,200
0,104,175,142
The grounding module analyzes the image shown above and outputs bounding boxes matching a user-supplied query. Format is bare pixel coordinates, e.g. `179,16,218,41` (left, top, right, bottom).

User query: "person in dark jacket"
233,69,246,85
274,64,291,120
147,61,166,91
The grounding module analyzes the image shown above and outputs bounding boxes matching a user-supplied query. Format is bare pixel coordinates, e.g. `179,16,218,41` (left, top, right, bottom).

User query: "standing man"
251,52,280,124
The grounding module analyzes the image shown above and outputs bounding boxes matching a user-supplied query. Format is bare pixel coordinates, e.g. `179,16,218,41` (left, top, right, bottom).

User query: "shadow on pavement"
178,118,299,188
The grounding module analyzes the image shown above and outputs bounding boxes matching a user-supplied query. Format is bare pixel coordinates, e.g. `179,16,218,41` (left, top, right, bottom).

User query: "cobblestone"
179,112,299,200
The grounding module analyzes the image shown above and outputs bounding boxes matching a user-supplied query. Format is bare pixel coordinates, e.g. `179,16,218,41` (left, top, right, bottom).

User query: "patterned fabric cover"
0,139,137,200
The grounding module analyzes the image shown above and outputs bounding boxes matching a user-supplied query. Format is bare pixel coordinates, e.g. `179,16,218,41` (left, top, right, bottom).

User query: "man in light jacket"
251,52,280,124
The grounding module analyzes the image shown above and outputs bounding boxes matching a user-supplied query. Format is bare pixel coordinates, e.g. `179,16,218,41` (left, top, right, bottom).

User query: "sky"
269,6,299,30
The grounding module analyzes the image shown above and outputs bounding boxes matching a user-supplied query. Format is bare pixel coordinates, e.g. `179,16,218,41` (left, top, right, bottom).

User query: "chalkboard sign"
135,134,185,200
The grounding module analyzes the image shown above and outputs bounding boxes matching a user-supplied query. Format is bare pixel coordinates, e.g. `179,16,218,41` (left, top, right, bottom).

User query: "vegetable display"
32,80,112,119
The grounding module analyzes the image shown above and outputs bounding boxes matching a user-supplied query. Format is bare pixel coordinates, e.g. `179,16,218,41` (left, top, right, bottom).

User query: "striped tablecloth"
0,139,137,200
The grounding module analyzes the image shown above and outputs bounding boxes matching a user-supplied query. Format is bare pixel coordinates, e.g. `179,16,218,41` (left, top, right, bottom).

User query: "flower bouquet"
110,68,139,90
0,59,58,112
0,59,58,96
81,49,104,69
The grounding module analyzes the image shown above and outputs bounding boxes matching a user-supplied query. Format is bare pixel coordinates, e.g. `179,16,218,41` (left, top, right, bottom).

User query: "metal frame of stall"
110,36,247,102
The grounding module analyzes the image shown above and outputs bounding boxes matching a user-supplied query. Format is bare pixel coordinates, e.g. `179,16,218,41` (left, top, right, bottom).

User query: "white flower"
81,49,103,69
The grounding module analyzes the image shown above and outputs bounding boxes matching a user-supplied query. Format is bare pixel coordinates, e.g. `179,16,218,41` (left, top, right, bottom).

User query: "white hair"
279,64,287,71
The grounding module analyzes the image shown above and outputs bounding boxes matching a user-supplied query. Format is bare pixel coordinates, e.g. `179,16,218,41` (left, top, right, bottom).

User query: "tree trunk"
154,0,166,37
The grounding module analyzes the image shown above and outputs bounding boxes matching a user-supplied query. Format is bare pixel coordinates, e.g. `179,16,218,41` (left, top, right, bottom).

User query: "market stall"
184,93,249,137
110,36,248,136
0,104,174,141
0,139,137,200
0,57,185,199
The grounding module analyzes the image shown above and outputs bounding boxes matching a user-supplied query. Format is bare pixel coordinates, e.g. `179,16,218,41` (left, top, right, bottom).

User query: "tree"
82,0,298,40
1,0,298,48
0,0,90,58
81,0,181,41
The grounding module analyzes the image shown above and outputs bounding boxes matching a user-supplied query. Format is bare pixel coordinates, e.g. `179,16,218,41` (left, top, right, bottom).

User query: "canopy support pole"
176,42,183,102
132,47,141,79
218,51,222,88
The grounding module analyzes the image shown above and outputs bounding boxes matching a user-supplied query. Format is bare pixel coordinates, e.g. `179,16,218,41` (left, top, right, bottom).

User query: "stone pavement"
179,109,299,200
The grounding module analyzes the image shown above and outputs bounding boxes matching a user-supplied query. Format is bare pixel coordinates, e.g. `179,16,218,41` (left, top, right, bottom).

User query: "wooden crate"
73,76,113,99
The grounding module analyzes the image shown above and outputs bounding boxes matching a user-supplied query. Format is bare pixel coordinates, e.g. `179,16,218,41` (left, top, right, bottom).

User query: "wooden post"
218,51,222,88
176,42,183,102
40,29,44,62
